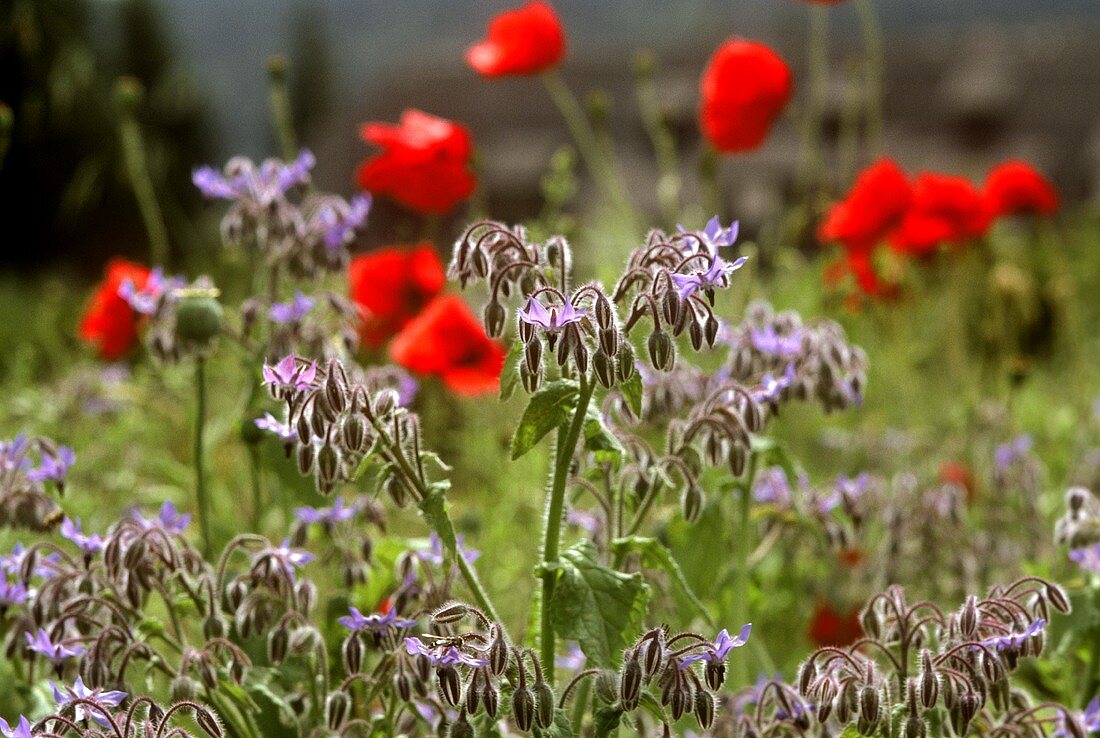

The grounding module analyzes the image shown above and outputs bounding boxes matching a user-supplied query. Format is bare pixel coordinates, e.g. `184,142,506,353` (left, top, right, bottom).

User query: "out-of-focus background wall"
3,0,1100,269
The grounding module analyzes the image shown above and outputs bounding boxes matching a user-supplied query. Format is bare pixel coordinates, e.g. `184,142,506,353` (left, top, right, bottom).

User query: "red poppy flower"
837,547,866,568
819,158,911,253
389,295,505,397
466,1,565,77
808,601,862,647
888,173,989,257
356,109,477,215
78,259,151,361
349,244,446,347
939,461,976,505
699,39,793,153
983,161,1058,219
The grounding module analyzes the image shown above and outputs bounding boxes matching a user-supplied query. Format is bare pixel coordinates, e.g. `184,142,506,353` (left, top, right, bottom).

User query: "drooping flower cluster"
0,434,74,532
796,580,1074,738
1056,486,1100,572
1,691,221,738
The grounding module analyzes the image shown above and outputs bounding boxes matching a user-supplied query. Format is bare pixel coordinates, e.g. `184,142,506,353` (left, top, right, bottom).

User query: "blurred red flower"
349,244,446,348
837,547,866,568
808,601,862,647
939,461,976,504
356,109,477,215
888,173,989,257
466,1,565,77
819,158,911,253
78,259,150,361
983,161,1059,219
390,295,505,396
699,39,793,153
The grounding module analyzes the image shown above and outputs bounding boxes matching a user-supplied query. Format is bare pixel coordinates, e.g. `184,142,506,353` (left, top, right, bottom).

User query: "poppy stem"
541,72,635,224
267,55,299,162
633,51,682,228
539,371,597,685
115,77,171,267
194,355,211,557
855,0,885,155
0,103,12,172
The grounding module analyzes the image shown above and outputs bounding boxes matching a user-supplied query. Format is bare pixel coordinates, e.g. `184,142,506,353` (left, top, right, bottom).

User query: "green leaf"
593,705,623,738
511,380,579,460
619,370,644,417
500,339,524,401
751,436,798,483
418,484,458,557
583,406,624,465
547,540,649,668
610,536,714,627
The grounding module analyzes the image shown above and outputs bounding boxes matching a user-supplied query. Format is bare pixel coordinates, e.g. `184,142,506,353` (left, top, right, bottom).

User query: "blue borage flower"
251,539,314,583
262,355,319,395
517,294,586,333
255,412,296,443
669,252,749,301
193,149,315,206
269,291,316,324
980,618,1045,652
1070,543,1100,573
309,193,372,251
50,677,126,727
677,216,740,251
750,324,803,358
677,623,752,668
417,531,480,566
60,517,105,556
0,579,27,608
0,716,32,738
994,433,1033,473
1,434,75,489
118,267,184,316
25,627,84,662
295,496,358,525
132,500,191,535
338,606,416,633
404,636,488,667
1,543,59,579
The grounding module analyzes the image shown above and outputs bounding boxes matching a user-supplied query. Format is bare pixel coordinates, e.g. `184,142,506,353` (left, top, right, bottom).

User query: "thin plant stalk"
634,51,682,227
732,452,758,688
540,372,597,684
115,77,171,266
194,356,211,556
267,55,298,162
796,5,830,203
855,0,885,155
0,103,12,171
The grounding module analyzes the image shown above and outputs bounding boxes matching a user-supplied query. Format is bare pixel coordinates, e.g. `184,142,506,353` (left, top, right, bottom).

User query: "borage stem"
194,356,212,556
540,372,597,684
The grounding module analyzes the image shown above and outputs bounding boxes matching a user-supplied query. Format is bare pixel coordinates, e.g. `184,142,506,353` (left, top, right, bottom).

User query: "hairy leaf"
511,380,579,460
500,339,523,401
611,536,714,627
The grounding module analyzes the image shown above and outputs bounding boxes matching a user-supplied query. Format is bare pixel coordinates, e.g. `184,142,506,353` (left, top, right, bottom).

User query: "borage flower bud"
268,626,289,664
438,664,462,706
616,343,636,382
513,685,535,731
483,679,500,717
859,685,880,727
484,300,507,338
681,484,704,523
524,337,544,373
343,633,363,674
489,625,509,676
594,350,615,389
533,680,555,729
450,712,475,738
171,675,200,703
919,651,939,708
521,365,544,394
326,690,350,730
904,715,926,738
599,327,619,357
694,690,715,730
647,330,674,372
432,602,469,624
620,649,642,709
640,633,665,677
728,444,747,477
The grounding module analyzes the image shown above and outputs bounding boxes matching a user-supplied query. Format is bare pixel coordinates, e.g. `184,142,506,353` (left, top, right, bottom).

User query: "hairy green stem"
796,5,829,202
266,55,298,162
855,0,885,154
634,53,681,227
540,373,597,684
248,446,264,531
732,452,758,688
194,356,211,556
116,78,170,266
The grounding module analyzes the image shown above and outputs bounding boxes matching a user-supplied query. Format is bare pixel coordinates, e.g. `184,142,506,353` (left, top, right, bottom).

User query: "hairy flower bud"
620,650,642,710
489,626,509,676
268,626,289,664
343,633,363,674
482,680,500,718
326,690,351,730
534,681,555,729
616,344,636,382
438,665,462,706
450,713,475,738
681,484,704,523
694,690,715,730
648,330,674,372
594,350,616,388
513,685,535,732
484,301,507,338
432,602,469,624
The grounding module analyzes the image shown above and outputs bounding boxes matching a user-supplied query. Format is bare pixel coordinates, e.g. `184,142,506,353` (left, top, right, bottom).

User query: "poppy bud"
326,690,350,730
513,685,535,731
484,301,507,338
437,665,462,706
175,289,224,346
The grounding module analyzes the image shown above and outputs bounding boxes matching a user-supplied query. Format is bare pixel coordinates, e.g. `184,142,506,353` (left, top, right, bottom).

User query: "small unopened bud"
432,602,469,624
343,634,363,674
484,301,507,338
482,680,500,718
648,330,674,372
438,665,462,706
616,344,636,381
268,626,289,664
534,681,555,729
296,443,315,476
326,690,351,730
621,649,643,709
694,690,715,730
489,626,509,676
594,350,615,389
513,685,535,731
681,484,704,523
450,712,475,738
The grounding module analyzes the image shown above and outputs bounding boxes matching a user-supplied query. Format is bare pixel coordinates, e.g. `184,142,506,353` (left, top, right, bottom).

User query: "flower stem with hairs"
115,77,171,266
194,356,211,556
266,55,298,162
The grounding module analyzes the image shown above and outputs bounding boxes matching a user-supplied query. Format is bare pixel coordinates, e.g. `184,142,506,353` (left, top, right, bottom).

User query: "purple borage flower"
517,296,585,333
263,356,318,393
751,325,803,358
754,364,796,404
254,539,314,581
994,434,1033,472
133,500,191,535
753,467,792,507
60,518,105,556
338,606,416,633
312,193,372,251
1070,543,1100,573
26,446,75,485
119,267,183,316
677,216,740,251
295,496,357,525
1054,698,1100,738
192,149,315,206
679,624,752,668
269,292,316,324
51,677,126,727
255,413,296,443
980,619,1045,652
0,435,29,474
417,531,480,566
404,636,488,668
26,628,84,662
556,642,586,670
0,579,28,608
0,716,33,738
669,252,749,301
1,544,58,579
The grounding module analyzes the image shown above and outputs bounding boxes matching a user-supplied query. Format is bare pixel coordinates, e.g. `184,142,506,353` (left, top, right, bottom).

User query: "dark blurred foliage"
0,0,211,273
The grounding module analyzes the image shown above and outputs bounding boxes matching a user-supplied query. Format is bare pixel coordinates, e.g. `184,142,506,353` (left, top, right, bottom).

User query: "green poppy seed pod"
484,301,507,338
268,625,289,664
489,626,509,676
175,290,224,345
694,690,715,730
620,650,643,709
343,633,363,674
482,680,500,718
534,681,555,729
599,326,619,357
681,484,704,523
433,602,469,624
438,665,462,706
616,343,636,381
512,685,535,732
594,350,615,388
326,690,351,730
